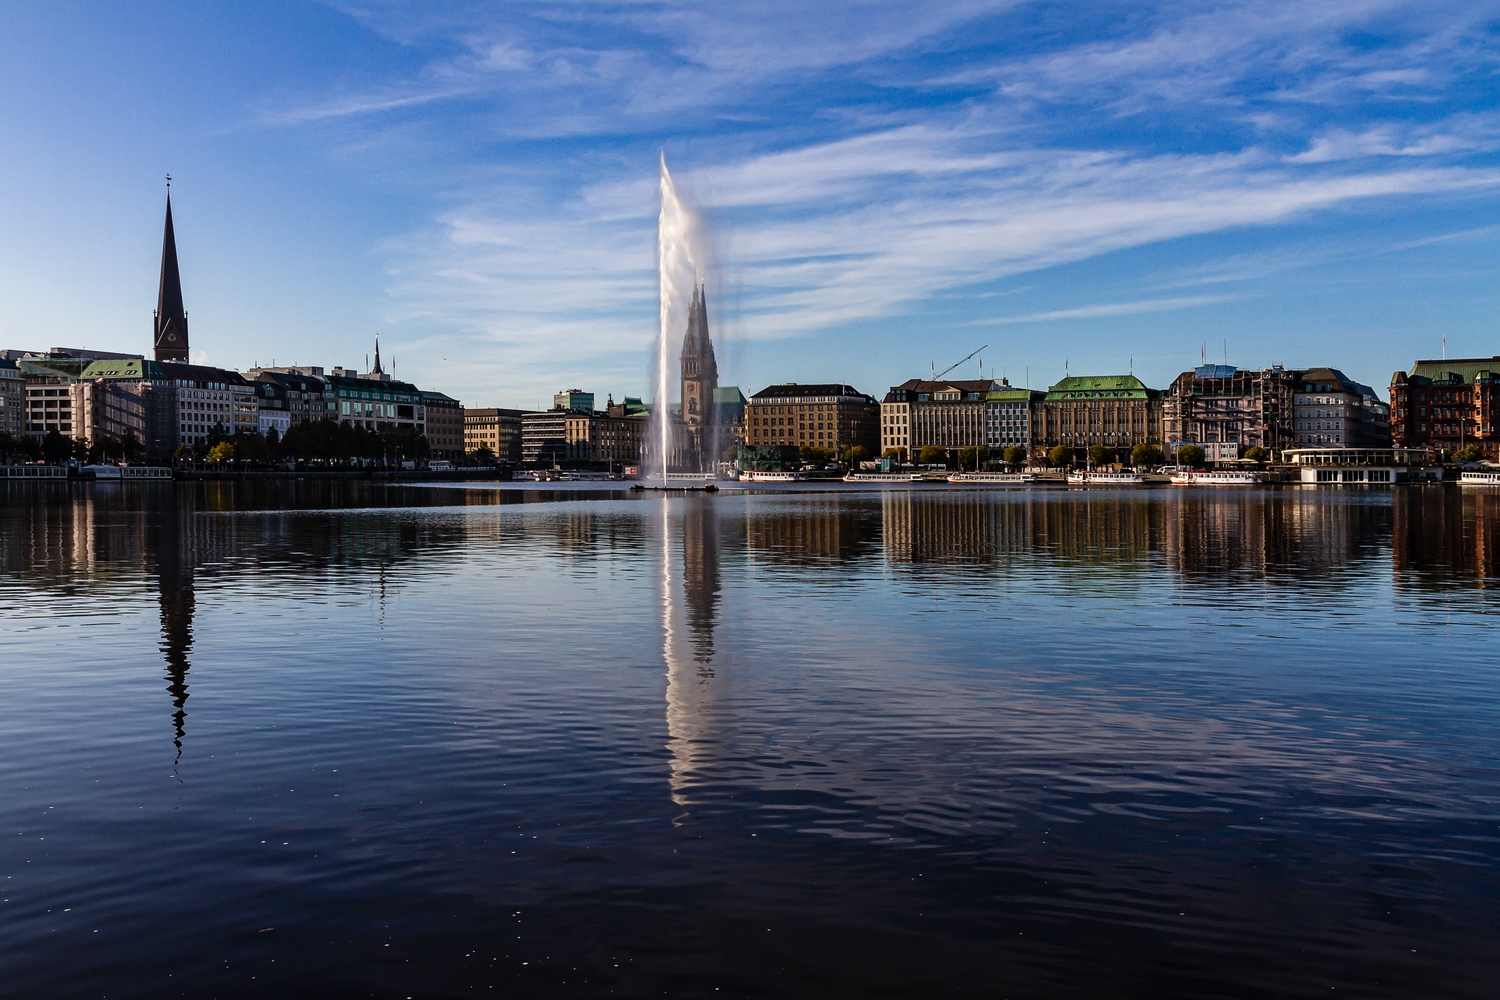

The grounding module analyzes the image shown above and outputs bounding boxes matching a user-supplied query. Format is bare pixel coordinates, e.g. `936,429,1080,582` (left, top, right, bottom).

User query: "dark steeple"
372,333,383,375
681,284,714,362
678,282,719,470
154,187,189,362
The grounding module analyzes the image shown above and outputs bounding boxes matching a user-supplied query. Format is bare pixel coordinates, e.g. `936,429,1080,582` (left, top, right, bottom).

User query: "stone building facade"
1390,356,1500,459
1035,375,1164,458
745,383,880,455
880,379,995,457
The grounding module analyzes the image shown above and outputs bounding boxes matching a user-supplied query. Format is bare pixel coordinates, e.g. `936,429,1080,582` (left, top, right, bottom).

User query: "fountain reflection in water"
661,496,723,811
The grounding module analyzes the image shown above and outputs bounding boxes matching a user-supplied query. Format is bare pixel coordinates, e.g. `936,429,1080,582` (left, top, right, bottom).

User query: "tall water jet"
654,154,703,479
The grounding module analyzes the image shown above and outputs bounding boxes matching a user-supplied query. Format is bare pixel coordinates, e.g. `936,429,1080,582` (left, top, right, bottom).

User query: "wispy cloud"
267,2,1500,402
974,295,1239,324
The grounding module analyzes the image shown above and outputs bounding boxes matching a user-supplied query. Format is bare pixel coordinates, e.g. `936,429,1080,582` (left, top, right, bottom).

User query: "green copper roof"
1400,358,1500,385
1044,375,1157,400
987,388,1043,402
80,358,168,380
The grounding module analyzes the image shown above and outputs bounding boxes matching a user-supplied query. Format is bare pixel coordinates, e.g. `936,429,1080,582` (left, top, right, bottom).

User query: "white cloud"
285,2,1500,403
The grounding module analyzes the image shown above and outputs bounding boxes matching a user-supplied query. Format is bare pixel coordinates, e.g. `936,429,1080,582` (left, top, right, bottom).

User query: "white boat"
1066,470,1145,485
739,470,806,482
120,466,173,480
947,472,1035,484
1170,470,1264,485
646,472,717,484
843,472,924,483
1458,470,1500,485
81,464,123,480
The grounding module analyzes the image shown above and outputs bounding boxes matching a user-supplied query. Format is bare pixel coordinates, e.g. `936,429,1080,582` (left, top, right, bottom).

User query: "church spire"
154,182,189,362
373,333,383,375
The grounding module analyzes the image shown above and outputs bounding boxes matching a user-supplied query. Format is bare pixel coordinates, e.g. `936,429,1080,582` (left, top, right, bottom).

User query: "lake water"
1,481,1497,998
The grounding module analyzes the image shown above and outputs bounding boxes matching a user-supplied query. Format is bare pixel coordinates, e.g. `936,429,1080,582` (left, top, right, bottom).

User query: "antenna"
935,345,988,380
165,174,171,191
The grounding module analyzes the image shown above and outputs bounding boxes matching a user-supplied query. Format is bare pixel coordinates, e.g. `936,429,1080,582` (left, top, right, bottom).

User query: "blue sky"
2,2,1498,407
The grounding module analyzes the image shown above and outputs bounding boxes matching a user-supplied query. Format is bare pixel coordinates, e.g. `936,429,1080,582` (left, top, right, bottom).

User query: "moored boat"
1170,470,1264,485
947,472,1035,484
1458,470,1500,485
843,472,924,483
739,470,805,482
1066,470,1145,485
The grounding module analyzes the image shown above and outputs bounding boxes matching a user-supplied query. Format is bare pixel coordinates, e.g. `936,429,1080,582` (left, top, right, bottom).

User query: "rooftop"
1045,375,1158,399
1394,357,1500,386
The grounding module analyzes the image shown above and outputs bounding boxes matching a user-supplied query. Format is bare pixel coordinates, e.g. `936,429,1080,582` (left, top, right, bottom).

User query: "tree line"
1,419,431,467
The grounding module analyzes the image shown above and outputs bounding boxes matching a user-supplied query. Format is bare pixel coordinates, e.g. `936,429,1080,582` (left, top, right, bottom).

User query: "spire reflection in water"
662,495,723,811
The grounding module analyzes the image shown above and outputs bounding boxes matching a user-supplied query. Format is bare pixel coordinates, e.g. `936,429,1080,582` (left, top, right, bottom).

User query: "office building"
1390,356,1500,459
746,383,880,454
1035,375,1164,457
464,408,528,462
1291,368,1389,449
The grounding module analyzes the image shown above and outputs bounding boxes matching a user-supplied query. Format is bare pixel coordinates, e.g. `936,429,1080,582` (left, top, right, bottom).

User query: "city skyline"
3,3,1498,410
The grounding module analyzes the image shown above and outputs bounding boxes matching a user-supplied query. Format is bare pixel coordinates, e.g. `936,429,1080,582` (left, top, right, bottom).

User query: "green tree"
800,445,835,465
840,444,871,466
172,443,191,466
470,445,497,465
1087,444,1113,468
1453,444,1482,462
1130,443,1165,468
882,446,908,464
1002,445,1027,467
1242,446,1271,463
206,441,235,464
1175,444,1206,468
41,430,71,463
13,434,42,464
918,444,947,466
120,431,145,464
87,434,121,464
232,430,270,465
1047,445,1073,468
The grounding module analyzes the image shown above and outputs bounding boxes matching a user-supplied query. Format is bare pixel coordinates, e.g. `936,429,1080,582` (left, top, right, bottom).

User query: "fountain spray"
656,154,700,478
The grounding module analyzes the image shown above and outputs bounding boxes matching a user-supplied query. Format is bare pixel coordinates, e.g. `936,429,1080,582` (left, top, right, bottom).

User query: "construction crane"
934,345,988,381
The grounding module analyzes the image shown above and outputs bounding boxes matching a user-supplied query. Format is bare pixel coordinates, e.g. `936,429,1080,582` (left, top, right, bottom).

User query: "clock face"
167,333,177,342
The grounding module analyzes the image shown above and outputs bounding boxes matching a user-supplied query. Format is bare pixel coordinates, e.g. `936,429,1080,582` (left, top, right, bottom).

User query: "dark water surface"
1,481,1497,998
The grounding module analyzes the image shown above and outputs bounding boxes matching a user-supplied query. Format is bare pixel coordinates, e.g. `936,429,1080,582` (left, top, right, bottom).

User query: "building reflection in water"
0,481,478,764
662,496,724,811
153,503,195,765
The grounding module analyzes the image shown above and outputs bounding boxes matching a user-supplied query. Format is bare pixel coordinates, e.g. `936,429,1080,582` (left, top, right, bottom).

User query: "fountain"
647,154,716,487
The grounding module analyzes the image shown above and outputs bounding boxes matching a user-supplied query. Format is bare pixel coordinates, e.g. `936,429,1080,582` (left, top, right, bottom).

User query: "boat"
1066,470,1145,486
646,472,717,484
739,470,806,482
843,472,924,483
1170,470,1265,485
1458,470,1500,485
947,472,1035,484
